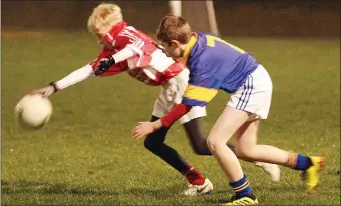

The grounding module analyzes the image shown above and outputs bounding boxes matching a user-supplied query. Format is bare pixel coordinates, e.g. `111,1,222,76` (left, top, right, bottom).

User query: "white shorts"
227,64,273,120
152,68,207,124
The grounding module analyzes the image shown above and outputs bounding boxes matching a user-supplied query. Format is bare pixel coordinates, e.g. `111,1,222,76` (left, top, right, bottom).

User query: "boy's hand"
29,85,55,98
94,56,115,76
28,82,59,98
131,120,163,139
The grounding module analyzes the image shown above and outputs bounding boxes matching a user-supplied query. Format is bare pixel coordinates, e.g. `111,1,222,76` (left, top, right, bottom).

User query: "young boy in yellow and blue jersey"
132,15,325,205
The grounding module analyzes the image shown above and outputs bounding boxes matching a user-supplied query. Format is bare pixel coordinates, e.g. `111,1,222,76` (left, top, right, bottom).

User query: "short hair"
87,3,123,35
156,14,192,44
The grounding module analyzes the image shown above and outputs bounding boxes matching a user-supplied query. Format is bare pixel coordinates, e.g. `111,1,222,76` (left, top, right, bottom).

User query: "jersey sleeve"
114,34,143,51
89,48,126,77
114,29,157,67
114,28,154,50
182,72,220,107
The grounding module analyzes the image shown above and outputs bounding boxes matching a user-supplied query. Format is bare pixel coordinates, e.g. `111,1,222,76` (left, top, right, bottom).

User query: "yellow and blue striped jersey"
180,32,259,107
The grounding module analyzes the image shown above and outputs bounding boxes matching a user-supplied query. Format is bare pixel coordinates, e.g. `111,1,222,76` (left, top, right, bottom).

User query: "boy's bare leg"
207,106,257,203
183,117,280,181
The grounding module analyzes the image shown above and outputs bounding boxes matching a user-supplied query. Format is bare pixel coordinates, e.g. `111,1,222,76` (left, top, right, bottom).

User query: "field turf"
1,31,340,205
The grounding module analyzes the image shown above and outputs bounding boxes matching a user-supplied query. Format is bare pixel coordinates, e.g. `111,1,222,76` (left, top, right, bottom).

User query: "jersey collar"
104,21,127,44
177,32,198,66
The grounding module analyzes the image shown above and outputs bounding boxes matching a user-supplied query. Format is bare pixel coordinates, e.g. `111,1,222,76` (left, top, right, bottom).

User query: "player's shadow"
201,184,311,205
126,184,182,199
2,179,118,196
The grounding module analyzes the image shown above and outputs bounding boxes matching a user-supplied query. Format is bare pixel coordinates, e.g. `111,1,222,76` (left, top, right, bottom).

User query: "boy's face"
159,40,182,59
94,33,113,49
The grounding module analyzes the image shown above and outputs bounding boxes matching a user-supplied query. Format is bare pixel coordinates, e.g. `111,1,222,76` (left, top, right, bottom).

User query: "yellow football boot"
305,156,325,192
225,194,258,205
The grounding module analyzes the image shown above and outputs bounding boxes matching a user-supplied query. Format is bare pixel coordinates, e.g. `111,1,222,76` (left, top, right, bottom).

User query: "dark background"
1,0,340,37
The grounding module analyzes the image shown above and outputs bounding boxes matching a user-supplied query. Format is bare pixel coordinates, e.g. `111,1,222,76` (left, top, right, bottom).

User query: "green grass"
1,31,340,205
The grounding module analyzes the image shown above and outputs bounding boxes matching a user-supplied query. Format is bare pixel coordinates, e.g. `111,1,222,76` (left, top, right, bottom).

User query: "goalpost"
169,0,219,36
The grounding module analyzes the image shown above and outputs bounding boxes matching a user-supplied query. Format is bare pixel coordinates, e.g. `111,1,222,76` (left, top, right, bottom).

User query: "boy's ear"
171,40,181,47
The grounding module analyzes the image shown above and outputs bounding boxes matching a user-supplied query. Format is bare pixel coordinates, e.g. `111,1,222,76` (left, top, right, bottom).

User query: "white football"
15,94,53,128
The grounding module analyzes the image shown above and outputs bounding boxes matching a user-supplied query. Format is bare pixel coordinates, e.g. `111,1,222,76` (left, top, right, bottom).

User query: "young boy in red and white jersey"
31,3,280,196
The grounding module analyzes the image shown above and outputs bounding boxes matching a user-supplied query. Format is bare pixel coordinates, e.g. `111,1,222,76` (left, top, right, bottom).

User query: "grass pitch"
1,31,340,205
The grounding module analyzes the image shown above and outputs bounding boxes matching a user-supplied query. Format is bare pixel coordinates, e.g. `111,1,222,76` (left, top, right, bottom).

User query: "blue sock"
287,153,312,170
296,154,313,170
229,175,252,197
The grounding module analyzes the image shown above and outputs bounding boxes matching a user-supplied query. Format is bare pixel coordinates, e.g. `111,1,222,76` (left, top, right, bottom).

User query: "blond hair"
156,14,192,44
87,3,123,35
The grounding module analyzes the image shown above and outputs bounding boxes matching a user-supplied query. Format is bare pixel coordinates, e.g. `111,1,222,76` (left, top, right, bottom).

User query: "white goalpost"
169,0,182,17
169,0,219,36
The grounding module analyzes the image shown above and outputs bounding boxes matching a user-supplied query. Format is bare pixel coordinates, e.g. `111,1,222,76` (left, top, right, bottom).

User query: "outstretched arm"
93,45,137,76
30,64,93,98
55,64,94,90
131,75,219,139
131,103,192,139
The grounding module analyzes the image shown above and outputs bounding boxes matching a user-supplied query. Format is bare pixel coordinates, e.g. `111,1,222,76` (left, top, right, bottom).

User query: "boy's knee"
192,140,211,155
206,137,220,153
143,137,152,150
144,135,162,152
182,117,211,155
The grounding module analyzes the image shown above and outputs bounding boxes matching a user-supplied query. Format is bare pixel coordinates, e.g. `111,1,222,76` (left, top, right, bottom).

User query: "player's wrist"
49,82,60,93
108,55,116,65
153,119,164,130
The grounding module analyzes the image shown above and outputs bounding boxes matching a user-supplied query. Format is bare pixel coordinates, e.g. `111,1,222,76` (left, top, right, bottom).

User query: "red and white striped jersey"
89,22,185,86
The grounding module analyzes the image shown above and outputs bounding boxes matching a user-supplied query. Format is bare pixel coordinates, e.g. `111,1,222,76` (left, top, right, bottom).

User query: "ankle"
184,167,205,185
